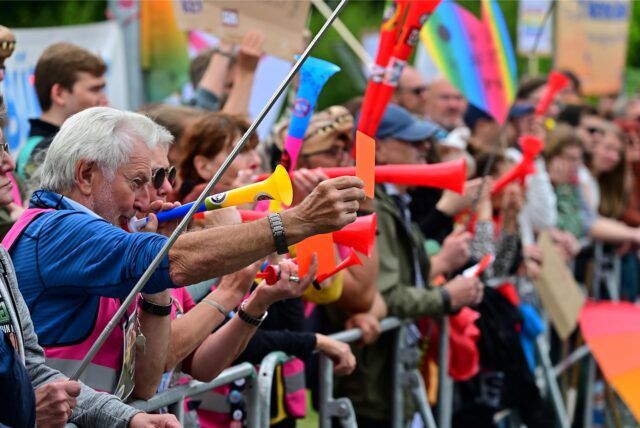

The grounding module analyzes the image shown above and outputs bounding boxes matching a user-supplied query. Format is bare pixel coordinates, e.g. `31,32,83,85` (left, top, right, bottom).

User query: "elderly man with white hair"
6,107,364,417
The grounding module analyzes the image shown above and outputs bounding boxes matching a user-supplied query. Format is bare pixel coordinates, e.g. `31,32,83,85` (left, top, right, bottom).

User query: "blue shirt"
10,190,176,346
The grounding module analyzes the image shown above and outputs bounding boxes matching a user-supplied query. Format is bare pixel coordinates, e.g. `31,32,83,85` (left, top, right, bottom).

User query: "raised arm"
168,176,365,286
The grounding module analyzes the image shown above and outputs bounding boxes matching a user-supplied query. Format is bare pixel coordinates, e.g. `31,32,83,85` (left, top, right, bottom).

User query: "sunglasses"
401,85,428,96
151,166,176,190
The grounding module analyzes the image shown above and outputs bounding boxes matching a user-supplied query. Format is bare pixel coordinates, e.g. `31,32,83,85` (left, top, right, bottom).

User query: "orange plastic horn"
320,158,466,194
256,158,467,194
332,213,377,257
315,250,363,284
535,71,570,117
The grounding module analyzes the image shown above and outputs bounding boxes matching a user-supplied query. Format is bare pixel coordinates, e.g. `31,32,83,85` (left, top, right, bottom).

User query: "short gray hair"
41,107,173,192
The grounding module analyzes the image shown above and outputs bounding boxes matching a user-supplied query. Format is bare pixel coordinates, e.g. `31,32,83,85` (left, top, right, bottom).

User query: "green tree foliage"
0,0,106,28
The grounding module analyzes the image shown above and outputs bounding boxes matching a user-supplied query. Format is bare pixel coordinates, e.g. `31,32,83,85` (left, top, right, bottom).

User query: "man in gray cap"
336,104,483,427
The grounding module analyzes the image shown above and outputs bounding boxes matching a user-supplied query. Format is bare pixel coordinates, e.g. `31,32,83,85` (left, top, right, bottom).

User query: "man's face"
300,135,353,169
91,140,152,229
378,137,430,166
426,80,467,131
0,128,16,206
395,70,429,116
63,71,108,116
147,145,172,204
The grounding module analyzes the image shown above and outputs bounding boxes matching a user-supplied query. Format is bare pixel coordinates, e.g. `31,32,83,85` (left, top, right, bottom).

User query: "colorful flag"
420,0,517,124
140,1,190,102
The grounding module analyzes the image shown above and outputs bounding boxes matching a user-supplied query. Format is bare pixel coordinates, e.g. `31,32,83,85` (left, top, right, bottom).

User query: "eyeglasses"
151,166,176,190
304,144,350,158
0,142,8,160
586,127,604,136
400,85,428,96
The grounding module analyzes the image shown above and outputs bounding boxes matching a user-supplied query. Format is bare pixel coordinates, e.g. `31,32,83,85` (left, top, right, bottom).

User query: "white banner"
1,21,128,152
517,0,553,56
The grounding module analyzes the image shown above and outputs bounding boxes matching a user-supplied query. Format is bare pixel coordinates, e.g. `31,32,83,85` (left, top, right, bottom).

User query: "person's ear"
50,83,70,109
75,159,98,197
194,155,214,181
375,140,387,165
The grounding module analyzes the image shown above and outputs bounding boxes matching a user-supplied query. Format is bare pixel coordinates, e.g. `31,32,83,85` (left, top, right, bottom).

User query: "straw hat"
274,105,354,155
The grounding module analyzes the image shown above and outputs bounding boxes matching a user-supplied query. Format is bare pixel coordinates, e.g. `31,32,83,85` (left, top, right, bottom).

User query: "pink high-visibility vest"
3,208,127,393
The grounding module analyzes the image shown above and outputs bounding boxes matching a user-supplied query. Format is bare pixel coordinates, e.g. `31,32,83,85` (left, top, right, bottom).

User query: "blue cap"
375,104,446,143
509,103,535,119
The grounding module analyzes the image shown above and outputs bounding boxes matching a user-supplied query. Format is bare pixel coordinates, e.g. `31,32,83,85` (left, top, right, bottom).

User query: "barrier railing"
64,239,628,428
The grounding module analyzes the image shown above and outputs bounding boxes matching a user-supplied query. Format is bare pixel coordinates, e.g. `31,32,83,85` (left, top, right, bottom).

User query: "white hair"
41,107,173,192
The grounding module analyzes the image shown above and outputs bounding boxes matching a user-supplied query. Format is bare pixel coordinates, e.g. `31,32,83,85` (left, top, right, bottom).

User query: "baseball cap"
509,103,535,119
375,104,445,143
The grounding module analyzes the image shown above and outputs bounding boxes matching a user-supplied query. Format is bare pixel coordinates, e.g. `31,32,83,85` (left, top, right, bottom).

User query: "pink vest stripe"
283,358,306,418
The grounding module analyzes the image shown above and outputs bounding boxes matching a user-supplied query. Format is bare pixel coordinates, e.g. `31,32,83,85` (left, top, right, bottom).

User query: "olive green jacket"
335,185,444,422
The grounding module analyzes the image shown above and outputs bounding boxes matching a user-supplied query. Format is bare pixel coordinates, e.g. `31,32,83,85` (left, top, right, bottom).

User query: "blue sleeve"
193,87,222,111
35,212,175,297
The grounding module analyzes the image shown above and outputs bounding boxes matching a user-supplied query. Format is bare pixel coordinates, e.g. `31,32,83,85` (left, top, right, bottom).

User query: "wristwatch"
140,296,173,317
439,288,456,315
267,213,289,255
237,300,268,327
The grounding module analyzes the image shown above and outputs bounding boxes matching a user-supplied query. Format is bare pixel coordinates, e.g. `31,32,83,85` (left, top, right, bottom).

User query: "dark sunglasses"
151,166,176,189
401,85,428,96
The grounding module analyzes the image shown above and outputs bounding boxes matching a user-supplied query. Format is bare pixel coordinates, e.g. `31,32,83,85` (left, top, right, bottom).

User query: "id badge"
114,311,138,400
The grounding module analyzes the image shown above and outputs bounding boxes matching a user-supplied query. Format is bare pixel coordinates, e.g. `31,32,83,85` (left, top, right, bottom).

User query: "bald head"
426,77,467,131
393,65,429,116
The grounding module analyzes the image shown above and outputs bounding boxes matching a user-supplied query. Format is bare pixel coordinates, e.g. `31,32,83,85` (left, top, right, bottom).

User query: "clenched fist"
35,379,81,428
284,176,365,238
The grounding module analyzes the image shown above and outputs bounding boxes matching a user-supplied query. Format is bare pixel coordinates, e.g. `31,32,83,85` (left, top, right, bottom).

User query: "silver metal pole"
257,352,290,428
437,317,453,428
391,326,404,428
70,0,349,381
536,335,571,428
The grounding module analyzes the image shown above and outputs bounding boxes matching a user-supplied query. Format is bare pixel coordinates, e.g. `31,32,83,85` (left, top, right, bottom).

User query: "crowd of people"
0,19,638,428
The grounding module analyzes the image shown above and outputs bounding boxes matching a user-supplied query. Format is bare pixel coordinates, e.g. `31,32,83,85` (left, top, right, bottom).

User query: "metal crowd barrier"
65,241,626,428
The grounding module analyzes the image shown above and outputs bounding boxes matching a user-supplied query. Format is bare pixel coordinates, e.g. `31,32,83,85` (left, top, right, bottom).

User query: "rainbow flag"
140,1,190,102
421,0,517,124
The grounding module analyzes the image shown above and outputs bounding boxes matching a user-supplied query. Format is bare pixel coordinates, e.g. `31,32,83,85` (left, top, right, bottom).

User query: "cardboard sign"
533,232,586,340
173,0,311,60
555,0,631,95
517,0,553,56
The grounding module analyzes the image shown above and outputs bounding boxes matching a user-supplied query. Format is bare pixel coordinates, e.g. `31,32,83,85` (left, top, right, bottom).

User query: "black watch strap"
440,288,454,314
267,213,289,255
140,296,173,316
237,300,268,326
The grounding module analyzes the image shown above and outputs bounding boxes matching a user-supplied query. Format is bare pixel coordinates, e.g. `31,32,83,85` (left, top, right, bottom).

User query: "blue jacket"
10,190,176,347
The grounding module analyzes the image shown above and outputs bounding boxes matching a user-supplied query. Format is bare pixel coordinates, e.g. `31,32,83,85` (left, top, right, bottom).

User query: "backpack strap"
2,208,54,251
